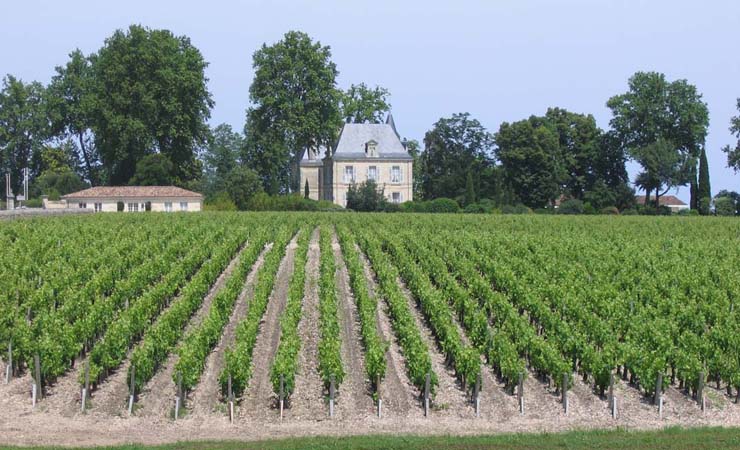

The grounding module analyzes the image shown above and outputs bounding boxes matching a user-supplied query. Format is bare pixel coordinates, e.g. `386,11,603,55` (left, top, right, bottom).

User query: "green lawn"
5,427,740,450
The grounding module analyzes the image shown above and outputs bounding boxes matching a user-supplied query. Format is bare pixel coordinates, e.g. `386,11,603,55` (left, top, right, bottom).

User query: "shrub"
346,180,387,212
600,206,620,215
398,198,460,213
533,208,552,215
25,198,42,208
246,193,343,212
558,199,584,215
502,204,532,215
699,197,712,216
714,197,736,216
427,198,460,213
225,166,263,210
678,208,699,216
463,203,487,214
204,192,237,211
621,208,637,215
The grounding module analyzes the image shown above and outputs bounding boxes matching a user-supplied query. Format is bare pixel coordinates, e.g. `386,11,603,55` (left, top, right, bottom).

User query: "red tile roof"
62,186,202,199
634,195,687,206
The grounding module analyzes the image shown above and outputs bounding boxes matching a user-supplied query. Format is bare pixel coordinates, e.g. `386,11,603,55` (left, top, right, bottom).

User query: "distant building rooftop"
634,195,687,206
62,186,203,199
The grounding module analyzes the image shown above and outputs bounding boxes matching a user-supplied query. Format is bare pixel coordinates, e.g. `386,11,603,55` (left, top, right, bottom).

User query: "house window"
365,140,378,157
391,166,401,183
127,202,138,212
165,202,173,212
367,166,377,181
94,203,102,212
180,202,188,211
392,192,401,204
343,166,355,183
78,202,87,209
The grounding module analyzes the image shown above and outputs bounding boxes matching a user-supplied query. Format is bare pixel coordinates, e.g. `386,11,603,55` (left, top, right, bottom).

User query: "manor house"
300,114,413,207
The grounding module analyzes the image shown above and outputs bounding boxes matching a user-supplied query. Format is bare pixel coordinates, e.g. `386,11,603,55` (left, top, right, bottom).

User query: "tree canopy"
47,49,101,185
244,31,341,194
419,113,494,202
201,123,242,198
0,75,48,195
340,83,391,124
722,98,740,173
89,25,212,185
607,72,709,208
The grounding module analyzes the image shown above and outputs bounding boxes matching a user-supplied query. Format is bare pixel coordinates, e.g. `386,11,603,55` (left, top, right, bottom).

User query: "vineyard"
0,213,739,447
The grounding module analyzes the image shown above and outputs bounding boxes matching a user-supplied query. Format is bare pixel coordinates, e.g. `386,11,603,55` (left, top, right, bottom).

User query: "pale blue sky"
1,0,738,200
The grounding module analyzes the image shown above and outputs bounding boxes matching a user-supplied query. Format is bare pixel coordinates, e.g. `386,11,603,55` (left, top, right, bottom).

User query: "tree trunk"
78,132,95,186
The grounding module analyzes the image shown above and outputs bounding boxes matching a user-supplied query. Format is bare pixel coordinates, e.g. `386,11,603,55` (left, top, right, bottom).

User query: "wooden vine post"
655,373,663,418
376,374,382,418
698,371,705,412
32,354,42,407
228,375,234,424
128,365,136,415
518,372,524,415
473,373,481,417
562,372,569,414
81,362,90,412
5,342,11,384
517,372,525,415
329,374,335,418
174,371,183,420
424,373,431,417
279,375,285,421
608,372,617,419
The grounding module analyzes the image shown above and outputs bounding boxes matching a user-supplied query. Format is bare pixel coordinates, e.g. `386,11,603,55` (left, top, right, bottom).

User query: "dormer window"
365,140,378,158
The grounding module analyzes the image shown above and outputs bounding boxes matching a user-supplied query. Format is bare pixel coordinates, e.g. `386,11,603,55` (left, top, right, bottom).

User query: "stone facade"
300,114,414,207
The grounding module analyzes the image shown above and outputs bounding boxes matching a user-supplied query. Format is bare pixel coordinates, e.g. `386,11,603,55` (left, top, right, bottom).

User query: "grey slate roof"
333,123,411,160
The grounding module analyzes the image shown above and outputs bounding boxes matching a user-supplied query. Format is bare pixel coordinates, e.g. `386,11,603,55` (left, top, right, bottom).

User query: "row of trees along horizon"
0,26,739,215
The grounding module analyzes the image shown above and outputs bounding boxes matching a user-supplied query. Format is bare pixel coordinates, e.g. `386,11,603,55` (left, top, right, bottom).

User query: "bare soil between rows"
3,240,740,447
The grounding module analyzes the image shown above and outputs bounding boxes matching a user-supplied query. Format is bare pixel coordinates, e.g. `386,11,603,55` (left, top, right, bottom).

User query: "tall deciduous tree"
46,50,102,185
90,25,213,185
340,83,391,124
244,31,341,193
420,113,493,201
495,119,561,208
607,72,709,208
0,75,48,195
201,123,242,197
129,153,175,186
722,98,740,172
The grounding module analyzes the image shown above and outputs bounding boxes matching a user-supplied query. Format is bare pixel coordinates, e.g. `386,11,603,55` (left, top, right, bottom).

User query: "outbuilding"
61,186,203,212
634,195,689,213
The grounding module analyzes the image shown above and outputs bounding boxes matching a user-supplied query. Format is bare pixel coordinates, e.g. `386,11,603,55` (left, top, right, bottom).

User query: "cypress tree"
304,179,310,199
689,165,698,210
698,148,711,214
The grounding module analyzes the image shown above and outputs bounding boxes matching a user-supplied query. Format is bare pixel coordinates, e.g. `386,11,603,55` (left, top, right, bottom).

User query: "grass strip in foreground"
5,426,740,450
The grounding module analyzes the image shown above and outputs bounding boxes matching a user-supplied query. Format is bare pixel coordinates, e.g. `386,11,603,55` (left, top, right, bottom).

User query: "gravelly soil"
331,230,375,419
396,278,472,418
136,242,248,418
189,243,273,417
282,228,324,422
3,244,740,446
238,234,299,420
355,244,417,419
